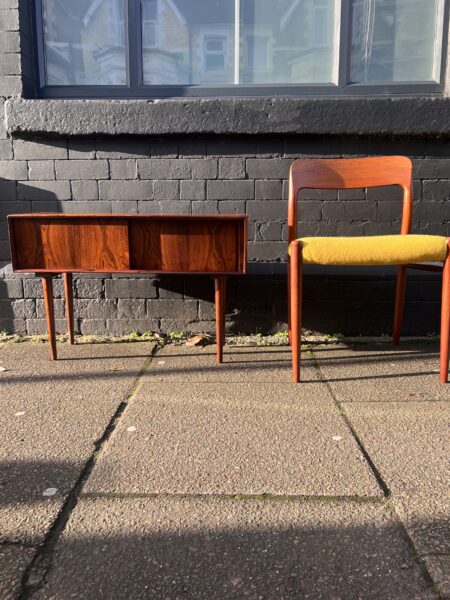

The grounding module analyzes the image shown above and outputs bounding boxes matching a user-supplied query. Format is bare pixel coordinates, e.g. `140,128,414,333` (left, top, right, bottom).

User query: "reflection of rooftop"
172,0,295,25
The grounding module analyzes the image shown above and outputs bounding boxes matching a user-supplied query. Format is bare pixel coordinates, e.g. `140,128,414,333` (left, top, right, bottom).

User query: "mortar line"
18,343,159,600
79,491,387,504
0,540,38,549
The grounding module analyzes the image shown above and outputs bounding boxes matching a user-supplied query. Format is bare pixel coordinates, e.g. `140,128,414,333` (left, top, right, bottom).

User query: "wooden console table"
8,214,247,362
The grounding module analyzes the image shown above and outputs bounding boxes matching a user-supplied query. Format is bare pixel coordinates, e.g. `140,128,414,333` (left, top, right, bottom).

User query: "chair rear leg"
287,258,292,346
440,241,450,383
290,241,303,383
393,265,407,345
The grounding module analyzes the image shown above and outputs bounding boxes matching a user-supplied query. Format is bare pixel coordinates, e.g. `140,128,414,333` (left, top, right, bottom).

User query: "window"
350,0,441,83
35,0,448,97
204,37,227,71
41,0,127,86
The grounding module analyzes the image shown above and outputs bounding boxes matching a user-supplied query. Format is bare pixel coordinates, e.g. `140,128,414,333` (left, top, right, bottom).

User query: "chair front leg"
290,240,303,383
287,256,292,346
393,265,407,345
440,240,450,383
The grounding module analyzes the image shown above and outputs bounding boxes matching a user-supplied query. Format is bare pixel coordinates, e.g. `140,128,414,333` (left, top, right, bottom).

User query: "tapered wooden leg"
287,257,292,346
42,275,57,361
393,265,407,345
440,243,450,383
215,277,225,364
290,241,303,383
221,277,227,344
64,273,75,345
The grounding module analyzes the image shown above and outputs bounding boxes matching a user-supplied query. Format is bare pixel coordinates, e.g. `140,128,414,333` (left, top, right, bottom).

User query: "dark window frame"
33,0,449,99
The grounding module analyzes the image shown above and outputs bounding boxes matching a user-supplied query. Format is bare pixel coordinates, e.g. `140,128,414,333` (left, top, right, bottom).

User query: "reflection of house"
351,0,437,82
145,0,335,85
44,0,336,86
45,0,126,85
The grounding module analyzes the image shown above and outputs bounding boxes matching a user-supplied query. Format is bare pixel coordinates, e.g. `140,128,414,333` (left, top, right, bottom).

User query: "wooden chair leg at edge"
393,265,407,345
42,274,57,361
290,241,303,383
287,257,292,346
440,240,450,383
64,273,75,345
214,277,226,365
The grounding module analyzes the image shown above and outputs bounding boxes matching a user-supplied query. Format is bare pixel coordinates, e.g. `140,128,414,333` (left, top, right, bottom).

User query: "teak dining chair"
288,156,450,384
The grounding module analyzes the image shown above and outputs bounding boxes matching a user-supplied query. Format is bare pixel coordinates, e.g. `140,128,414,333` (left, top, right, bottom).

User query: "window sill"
5,96,450,137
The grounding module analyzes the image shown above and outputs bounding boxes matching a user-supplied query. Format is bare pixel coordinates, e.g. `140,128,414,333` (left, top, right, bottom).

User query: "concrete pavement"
0,339,448,599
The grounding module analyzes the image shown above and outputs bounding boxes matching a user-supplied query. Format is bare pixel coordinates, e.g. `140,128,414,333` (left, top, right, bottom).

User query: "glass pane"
142,0,336,86
142,0,235,85
350,0,440,83
42,0,126,86
240,0,336,84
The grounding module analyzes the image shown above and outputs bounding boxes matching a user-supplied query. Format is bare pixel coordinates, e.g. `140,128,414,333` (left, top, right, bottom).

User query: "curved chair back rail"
288,156,413,243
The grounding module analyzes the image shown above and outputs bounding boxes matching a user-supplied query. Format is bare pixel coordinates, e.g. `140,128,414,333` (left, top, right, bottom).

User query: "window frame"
33,0,449,99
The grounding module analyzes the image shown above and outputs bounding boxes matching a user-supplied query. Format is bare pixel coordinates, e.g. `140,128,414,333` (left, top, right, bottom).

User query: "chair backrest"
288,156,413,243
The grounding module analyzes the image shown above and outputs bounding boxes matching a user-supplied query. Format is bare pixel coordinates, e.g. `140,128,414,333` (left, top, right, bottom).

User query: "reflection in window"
313,0,330,47
204,37,226,71
141,0,336,86
43,0,127,86
142,0,158,48
350,0,440,83
241,0,335,84
246,36,268,72
141,0,234,85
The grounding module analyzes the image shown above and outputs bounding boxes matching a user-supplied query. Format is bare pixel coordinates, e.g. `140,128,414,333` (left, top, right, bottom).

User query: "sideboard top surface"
8,213,247,220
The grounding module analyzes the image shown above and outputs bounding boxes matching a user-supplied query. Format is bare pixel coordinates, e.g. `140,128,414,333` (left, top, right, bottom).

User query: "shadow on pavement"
18,504,436,599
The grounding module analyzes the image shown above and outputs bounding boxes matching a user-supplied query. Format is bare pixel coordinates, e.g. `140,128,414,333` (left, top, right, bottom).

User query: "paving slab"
424,556,450,600
345,401,449,560
313,342,450,402
145,344,318,383
0,545,35,600
0,342,153,544
34,497,434,600
85,380,381,497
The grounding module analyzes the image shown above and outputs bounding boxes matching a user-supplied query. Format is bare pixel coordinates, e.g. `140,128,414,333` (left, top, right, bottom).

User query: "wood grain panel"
10,219,45,269
12,218,129,271
129,220,241,272
290,156,412,190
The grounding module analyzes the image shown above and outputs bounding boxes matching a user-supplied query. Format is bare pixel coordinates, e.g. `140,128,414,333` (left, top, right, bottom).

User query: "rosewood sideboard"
7,214,248,362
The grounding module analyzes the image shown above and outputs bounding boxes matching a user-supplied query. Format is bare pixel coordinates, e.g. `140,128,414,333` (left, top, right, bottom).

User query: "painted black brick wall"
1,134,449,336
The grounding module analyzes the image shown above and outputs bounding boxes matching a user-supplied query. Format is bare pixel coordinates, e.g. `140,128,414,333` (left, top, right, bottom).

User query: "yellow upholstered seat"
294,235,447,266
